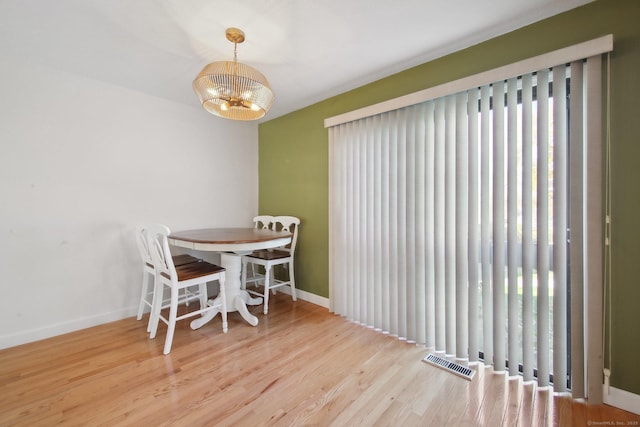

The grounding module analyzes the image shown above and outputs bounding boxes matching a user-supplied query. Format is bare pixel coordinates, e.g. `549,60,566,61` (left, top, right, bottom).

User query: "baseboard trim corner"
276,287,329,308
296,289,329,308
603,385,640,415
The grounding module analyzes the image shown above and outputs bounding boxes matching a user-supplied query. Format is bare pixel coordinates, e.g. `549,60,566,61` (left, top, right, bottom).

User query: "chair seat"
247,249,290,261
172,254,201,266
162,262,225,281
147,255,200,270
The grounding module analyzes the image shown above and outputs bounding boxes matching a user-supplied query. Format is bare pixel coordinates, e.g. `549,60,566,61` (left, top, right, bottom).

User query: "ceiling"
1,0,593,121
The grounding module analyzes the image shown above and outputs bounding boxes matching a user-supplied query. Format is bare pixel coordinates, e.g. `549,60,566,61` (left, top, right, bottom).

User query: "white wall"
0,56,259,349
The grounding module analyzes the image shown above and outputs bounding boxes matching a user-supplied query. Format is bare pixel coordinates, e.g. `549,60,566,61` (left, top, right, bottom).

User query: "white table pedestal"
190,252,263,329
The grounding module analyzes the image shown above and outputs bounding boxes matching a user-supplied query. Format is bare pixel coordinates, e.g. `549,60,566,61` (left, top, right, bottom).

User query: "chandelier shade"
193,28,275,121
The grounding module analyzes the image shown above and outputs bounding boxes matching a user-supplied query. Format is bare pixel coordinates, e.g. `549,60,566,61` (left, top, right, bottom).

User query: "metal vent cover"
422,353,475,381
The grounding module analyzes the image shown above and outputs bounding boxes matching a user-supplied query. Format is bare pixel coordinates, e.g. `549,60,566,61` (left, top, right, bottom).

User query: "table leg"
190,252,261,330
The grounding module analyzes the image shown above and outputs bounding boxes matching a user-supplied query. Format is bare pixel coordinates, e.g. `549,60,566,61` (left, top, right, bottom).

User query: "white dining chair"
241,215,275,283
135,224,201,332
241,215,300,315
148,232,227,355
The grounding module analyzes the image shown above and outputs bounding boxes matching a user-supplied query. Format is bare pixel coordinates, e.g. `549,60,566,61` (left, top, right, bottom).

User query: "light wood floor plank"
1,293,639,426
515,381,537,426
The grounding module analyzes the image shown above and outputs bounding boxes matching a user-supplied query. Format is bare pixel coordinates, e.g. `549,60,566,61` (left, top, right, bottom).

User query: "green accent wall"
259,0,640,396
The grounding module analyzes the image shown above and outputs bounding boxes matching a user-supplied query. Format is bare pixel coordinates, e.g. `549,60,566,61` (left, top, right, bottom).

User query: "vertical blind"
328,52,605,395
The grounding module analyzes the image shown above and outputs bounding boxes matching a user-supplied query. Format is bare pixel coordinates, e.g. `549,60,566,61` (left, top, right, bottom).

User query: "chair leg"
289,260,297,301
263,265,271,315
219,276,228,333
184,288,190,306
270,268,277,295
145,275,157,333
137,269,150,321
149,280,164,339
163,287,180,355
248,263,257,286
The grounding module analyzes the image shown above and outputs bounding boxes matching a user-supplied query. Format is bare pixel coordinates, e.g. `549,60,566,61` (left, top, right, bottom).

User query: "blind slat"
414,105,426,344
507,77,519,376
480,85,493,365
365,118,374,327
425,101,436,348
537,68,551,387
373,115,383,329
445,95,457,355
456,91,469,359
389,113,399,335
553,65,568,392
468,87,480,362
434,98,446,352
397,110,407,339
492,80,506,371
569,60,585,398
521,73,535,382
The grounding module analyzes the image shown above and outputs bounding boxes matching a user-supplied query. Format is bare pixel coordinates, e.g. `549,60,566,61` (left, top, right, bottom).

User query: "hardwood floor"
2,294,639,426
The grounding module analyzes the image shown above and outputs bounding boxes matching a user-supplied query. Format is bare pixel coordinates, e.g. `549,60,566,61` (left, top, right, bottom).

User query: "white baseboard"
0,307,137,350
276,287,329,308
0,289,329,350
603,385,640,415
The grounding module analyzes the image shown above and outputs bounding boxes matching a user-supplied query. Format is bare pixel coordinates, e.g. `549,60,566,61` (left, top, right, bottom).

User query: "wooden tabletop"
169,228,291,244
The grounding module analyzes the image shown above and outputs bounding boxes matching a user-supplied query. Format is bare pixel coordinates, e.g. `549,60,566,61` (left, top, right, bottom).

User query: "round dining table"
168,228,292,328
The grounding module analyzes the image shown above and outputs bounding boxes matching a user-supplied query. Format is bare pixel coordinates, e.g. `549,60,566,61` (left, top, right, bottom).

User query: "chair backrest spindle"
253,215,274,230
149,232,177,281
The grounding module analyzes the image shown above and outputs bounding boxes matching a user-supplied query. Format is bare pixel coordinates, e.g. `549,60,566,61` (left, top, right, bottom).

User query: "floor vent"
422,353,475,381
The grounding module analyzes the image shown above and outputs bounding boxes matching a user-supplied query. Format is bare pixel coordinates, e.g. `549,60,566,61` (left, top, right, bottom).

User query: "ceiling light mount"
193,27,274,121
225,27,245,44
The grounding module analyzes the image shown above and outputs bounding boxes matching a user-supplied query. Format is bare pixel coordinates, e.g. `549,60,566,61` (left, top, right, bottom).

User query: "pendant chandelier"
193,28,275,121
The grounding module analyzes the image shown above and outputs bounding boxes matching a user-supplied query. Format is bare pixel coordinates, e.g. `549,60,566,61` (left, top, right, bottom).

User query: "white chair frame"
241,215,300,315
148,233,227,355
135,224,200,332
